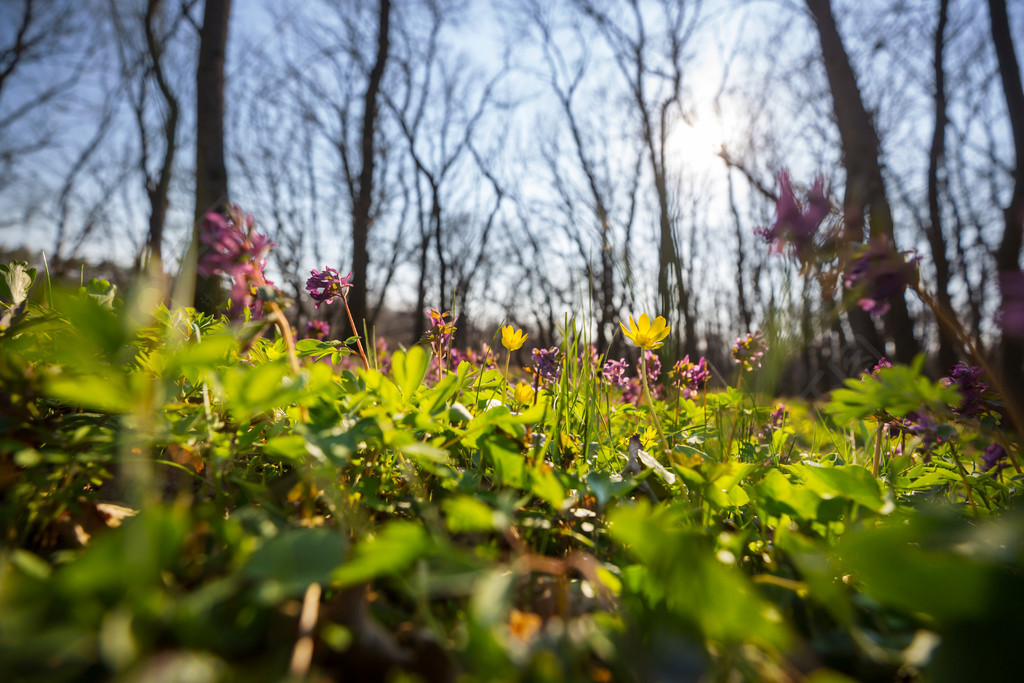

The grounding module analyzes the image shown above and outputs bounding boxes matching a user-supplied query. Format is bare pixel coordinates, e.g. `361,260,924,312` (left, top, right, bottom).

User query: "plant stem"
639,353,670,456
341,296,370,371
267,300,301,376
267,300,309,422
872,421,884,478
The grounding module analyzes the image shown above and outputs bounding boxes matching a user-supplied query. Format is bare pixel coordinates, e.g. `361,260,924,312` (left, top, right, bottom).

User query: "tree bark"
142,0,179,270
806,0,919,365
193,0,231,312
926,0,958,371
349,0,391,330
987,0,1024,397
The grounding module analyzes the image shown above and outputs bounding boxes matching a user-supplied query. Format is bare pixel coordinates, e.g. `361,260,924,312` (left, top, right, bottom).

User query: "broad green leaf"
754,468,820,520
482,432,528,489
242,528,347,603
443,496,500,533
530,467,566,507
391,346,430,402
333,523,432,587
0,261,36,306
787,463,886,512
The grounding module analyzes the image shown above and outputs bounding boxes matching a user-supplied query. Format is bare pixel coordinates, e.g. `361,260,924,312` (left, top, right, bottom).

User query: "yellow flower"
620,314,670,350
501,324,527,351
513,382,535,405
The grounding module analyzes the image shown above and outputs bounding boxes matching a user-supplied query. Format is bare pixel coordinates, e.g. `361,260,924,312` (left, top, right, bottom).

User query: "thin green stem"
639,353,670,456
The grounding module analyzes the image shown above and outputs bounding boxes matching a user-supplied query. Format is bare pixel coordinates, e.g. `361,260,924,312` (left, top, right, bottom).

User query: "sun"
664,107,727,177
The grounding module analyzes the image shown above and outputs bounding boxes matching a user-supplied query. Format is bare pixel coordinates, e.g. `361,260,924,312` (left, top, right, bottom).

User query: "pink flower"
197,205,274,319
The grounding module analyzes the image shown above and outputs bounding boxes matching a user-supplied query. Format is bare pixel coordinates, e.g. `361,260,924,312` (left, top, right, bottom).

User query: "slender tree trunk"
926,0,958,372
806,0,918,364
987,0,1024,397
142,0,178,271
350,0,391,329
193,0,231,312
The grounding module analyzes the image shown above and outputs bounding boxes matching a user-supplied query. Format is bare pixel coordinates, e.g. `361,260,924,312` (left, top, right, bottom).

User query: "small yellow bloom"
513,382,535,405
501,324,528,351
620,313,670,350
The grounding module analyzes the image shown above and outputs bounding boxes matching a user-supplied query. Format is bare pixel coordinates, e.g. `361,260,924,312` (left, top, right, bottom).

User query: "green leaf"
787,463,886,512
47,373,134,413
0,261,36,306
481,432,527,489
242,528,347,603
332,523,432,587
753,468,820,520
530,467,566,507
587,471,636,508
825,355,960,423
391,346,430,402
443,496,500,533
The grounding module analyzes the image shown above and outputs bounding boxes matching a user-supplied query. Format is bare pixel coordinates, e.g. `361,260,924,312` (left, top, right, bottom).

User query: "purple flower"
998,271,1024,338
422,309,457,347
671,355,711,399
904,410,942,453
868,357,893,376
755,170,830,261
732,330,767,371
602,358,631,388
842,236,919,317
305,320,330,340
579,344,599,369
760,403,787,439
451,343,499,370
942,363,989,418
982,443,1008,472
197,206,275,319
305,267,353,309
621,351,663,404
643,350,661,382
531,347,562,384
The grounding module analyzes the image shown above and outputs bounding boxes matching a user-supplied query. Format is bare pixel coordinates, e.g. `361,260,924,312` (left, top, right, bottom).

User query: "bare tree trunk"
193,0,231,312
925,0,957,372
987,0,1024,397
350,0,391,329
141,0,179,270
806,0,918,364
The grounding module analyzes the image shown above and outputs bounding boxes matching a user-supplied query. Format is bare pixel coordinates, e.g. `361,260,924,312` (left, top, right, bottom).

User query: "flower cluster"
579,344,599,370
602,358,630,388
623,350,661,404
423,309,458,347
868,357,892,377
897,411,943,455
304,320,330,340
842,236,919,317
732,330,767,371
451,343,499,371
943,363,989,418
982,443,1009,472
305,267,353,310
760,403,788,440
531,347,562,385
670,355,710,399
197,205,275,318
755,171,830,261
